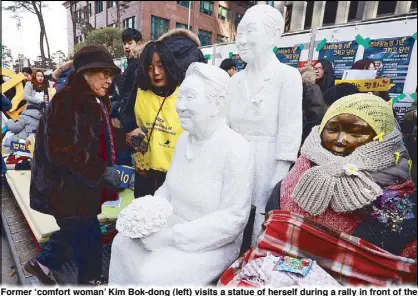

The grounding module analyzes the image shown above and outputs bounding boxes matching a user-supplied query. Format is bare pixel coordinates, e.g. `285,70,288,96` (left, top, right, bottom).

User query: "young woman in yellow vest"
128,41,184,198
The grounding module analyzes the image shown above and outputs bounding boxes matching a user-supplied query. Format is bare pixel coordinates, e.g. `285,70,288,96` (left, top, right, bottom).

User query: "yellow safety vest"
133,88,183,172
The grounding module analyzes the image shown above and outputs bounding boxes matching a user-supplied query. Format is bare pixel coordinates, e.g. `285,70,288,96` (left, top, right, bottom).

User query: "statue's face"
236,14,270,64
321,114,376,156
176,75,218,133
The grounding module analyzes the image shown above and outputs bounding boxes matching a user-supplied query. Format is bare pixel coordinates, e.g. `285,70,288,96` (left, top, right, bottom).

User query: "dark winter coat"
315,59,335,94
29,72,119,218
110,58,140,120
300,66,325,145
53,61,75,93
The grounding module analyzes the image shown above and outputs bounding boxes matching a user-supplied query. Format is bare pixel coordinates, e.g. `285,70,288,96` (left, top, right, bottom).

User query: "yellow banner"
335,78,395,92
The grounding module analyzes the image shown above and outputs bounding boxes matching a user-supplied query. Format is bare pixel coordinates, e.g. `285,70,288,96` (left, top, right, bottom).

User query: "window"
218,5,230,21
377,2,397,16
95,1,103,13
151,16,169,40
323,1,338,25
267,1,274,6
75,9,82,22
198,29,212,46
235,12,243,28
123,17,136,29
304,1,314,29
216,34,228,44
177,1,192,8
108,1,116,8
284,4,292,32
200,1,214,16
411,1,417,11
348,1,359,21
176,22,192,31
89,3,92,17
76,35,84,44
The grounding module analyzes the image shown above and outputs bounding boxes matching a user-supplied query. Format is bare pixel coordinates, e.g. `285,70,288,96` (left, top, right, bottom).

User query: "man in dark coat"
299,66,325,145
25,45,121,286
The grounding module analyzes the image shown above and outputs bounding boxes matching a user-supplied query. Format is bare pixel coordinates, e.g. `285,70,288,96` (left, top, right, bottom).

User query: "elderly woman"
25,45,122,286
227,4,303,244
109,63,254,285
220,93,417,286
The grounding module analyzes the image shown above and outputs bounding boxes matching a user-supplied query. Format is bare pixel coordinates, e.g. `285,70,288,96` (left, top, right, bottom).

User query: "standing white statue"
227,4,303,243
109,62,254,286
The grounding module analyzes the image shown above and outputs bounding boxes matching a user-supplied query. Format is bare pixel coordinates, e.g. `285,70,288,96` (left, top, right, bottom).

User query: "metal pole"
308,27,317,65
187,1,192,30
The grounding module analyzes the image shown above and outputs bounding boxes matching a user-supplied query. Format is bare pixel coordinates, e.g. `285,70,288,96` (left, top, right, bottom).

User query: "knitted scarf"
292,126,407,216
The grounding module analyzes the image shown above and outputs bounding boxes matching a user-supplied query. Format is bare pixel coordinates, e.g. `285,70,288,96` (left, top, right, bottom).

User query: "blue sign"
114,165,135,189
10,141,30,153
318,41,359,79
275,46,302,68
231,54,247,72
363,36,415,96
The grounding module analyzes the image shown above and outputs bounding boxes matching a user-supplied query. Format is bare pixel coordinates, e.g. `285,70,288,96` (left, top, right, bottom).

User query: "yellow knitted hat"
319,93,395,137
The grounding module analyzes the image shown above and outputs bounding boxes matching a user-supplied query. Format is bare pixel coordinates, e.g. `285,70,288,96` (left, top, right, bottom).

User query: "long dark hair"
314,59,335,93
351,59,376,70
137,41,183,93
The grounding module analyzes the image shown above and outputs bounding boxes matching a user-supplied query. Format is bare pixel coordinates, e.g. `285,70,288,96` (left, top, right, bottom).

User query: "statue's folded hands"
141,227,174,251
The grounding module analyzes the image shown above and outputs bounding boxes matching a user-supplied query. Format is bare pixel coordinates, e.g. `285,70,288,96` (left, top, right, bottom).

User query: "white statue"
227,4,303,244
109,62,254,286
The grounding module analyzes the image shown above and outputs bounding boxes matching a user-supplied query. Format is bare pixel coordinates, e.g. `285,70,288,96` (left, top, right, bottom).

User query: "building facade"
258,1,416,33
64,1,253,54
64,1,417,55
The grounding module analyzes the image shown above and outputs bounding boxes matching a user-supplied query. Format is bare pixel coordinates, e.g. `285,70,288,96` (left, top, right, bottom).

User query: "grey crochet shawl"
292,126,408,216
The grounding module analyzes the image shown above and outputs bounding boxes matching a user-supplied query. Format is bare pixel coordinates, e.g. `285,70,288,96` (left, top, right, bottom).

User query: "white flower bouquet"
116,195,173,238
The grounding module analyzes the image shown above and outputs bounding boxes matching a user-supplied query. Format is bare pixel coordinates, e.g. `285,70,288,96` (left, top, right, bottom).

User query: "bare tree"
69,1,78,46
3,1,52,68
52,50,67,66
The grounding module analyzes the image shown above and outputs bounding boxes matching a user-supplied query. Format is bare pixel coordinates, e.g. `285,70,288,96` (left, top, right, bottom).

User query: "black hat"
73,44,121,75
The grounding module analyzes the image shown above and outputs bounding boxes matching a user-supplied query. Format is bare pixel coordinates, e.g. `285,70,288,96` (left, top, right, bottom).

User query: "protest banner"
230,54,247,72
335,78,394,92
318,41,359,79
275,45,302,68
363,36,415,97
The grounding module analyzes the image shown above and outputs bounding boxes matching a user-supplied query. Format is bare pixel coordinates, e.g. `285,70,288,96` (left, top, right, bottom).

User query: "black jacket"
29,72,120,218
302,84,325,144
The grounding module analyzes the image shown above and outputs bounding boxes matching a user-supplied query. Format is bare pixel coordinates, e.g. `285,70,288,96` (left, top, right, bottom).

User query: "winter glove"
102,167,121,189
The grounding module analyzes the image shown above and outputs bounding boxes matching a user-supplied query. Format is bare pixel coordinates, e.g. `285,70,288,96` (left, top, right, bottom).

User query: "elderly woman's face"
176,75,217,133
83,69,113,97
236,15,269,64
321,114,376,156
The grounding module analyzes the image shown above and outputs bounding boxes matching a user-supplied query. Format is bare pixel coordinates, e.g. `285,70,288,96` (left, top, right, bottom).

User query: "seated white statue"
109,62,254,286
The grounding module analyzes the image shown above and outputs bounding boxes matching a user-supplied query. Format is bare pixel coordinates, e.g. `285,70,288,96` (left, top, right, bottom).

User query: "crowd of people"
1,4,417,287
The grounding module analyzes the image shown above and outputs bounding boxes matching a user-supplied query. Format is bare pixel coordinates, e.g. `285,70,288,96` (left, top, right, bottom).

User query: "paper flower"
343,163,359,176
116,195,173,238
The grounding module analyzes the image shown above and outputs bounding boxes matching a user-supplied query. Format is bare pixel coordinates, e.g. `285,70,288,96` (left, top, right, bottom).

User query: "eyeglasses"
102,70,114,79
314,67,324,71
